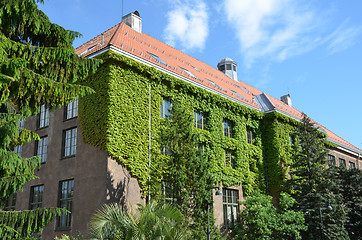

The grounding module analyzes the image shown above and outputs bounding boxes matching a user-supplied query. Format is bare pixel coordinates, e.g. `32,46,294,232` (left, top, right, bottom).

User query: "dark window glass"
160,146,171,156
63,128,77,157
232,65,236,71
339,158,346,168
327,155,336,166
223,119,233,138
226,64,232,70
14,145,22,156
38,104,49,128
219,65,225,71
36,136,48,163
247,129,254,144
30,185,44,209
225,150,235,168
223,188,239,225
162,181,175,203
194,112,205,130
349,161,356,169
65,97,78,120
4,192,17,211
160,99,172,119
58,179,74,229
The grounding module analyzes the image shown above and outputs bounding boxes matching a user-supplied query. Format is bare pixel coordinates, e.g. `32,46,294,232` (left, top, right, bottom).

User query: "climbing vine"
79,51,337,201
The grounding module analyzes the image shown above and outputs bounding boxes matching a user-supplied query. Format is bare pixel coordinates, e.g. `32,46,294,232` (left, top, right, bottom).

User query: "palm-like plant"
89,201,188,240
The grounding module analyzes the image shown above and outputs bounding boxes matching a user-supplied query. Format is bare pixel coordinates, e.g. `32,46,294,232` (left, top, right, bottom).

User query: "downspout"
148,80,151,202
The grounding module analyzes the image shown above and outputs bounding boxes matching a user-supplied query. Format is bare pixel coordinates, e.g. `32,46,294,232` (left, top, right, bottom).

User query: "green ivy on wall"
78,51,335,199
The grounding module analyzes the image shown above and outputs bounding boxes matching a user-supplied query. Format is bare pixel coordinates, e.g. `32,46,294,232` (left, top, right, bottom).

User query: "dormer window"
147,51,168,66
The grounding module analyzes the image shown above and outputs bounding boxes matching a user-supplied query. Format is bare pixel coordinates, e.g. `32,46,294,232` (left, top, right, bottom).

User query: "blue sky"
38,0,362,150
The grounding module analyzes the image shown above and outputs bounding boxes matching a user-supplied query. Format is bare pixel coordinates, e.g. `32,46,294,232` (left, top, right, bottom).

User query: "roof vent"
217,57,238,81
122,11,142,33
280,94,292,107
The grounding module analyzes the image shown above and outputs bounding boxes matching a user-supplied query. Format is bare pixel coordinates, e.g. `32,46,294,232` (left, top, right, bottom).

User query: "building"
7,11,361,239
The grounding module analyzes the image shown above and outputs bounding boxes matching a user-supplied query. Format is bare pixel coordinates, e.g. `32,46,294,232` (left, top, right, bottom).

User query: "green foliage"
288,114,349,240
89,201,189,240
0,0,100,238
328,167,362,240
234,191,306,240
0,207,62,240
261,113,297,198
79,51,264,196
159,102,220,239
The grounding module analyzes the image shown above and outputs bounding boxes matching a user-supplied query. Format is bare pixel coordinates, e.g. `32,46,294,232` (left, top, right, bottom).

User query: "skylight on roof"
208,79,226,92
235,84,249,94
179,66,198,79
191,65,200,72
231,90,247,101
147,51,168,66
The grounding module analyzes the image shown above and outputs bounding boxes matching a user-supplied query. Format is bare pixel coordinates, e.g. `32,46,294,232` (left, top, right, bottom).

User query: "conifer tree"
0,0,100,238
160,102,220,239
328,166,362,240
288,114,349,240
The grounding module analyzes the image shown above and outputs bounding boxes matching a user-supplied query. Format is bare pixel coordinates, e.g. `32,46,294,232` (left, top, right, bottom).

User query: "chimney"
217,57,238,81
280,94,292,107
122,10,142,33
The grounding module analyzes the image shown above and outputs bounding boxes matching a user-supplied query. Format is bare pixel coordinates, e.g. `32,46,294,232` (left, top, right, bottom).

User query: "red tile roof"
75,22,361,154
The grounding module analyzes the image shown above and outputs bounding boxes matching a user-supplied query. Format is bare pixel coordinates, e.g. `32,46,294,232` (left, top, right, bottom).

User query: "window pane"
64,128,77,157
39,105,49,128
58,180,74,228
30,185,44,209
66,97,78,119
223,188,239,225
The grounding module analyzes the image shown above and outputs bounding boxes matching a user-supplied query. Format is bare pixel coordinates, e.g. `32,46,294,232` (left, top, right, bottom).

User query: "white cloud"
163,0,209,51
223,0,326,66
326,20,362,54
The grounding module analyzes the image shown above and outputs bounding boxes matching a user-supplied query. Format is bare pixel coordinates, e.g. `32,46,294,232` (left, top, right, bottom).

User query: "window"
63,128,77,157
223,188,239,225
30,185,44,209
247,129,254,144
160,146,171,156
194,112,205,130
196,143,205,154
230,90,247,101
36,136,48,163
14,145,22,156
208,79,226,92
219,65,225,71
65,97,78,120
38,104,49,128
147,51,168,66
3,192,16,211
58,179,74,229
162,181,175,203
160,99,172,119
179,66,198,79
349,161,356,169
225,150,235,168
327,155,336,166
226,64,232,70
339,158,346,168
289,135,294,146
223,119,233,138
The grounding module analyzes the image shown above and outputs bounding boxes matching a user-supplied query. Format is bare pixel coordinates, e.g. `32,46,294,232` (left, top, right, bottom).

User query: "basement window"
147,51,168,66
